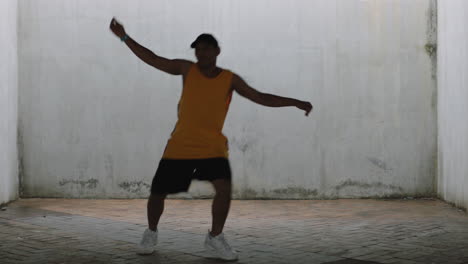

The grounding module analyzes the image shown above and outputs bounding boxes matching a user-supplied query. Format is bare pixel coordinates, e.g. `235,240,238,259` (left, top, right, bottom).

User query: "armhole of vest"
184,64,197,87
188,64,197,76
226,71,234,104
226,71,234,91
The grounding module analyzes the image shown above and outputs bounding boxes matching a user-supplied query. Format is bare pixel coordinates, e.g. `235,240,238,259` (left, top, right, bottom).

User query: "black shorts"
150,158,232,195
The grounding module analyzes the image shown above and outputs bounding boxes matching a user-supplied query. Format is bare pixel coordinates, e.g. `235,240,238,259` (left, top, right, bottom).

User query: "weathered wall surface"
0,0,19,205
437,0,468,210
18,0,437,199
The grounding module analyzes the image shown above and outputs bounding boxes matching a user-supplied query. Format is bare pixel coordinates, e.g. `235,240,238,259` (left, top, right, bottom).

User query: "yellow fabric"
162,64,234,159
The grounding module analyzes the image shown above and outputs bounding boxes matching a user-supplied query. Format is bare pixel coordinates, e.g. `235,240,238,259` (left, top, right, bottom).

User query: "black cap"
190,33,219,48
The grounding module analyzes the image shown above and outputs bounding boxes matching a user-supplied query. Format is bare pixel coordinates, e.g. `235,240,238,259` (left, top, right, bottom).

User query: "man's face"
194,42,220,66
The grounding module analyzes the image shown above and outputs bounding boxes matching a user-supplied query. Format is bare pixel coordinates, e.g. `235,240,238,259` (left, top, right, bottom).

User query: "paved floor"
0,198,467,264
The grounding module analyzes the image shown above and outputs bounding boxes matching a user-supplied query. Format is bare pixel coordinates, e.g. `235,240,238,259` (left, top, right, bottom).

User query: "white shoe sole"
137,247,155,255
205,244,238,261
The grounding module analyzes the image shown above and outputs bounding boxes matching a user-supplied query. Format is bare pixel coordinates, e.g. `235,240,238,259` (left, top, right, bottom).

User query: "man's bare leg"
210,179,232,236
147,193,167,231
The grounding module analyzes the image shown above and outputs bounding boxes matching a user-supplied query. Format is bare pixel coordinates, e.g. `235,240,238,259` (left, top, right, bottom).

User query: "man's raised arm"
109,18,191,75
232,74,313,116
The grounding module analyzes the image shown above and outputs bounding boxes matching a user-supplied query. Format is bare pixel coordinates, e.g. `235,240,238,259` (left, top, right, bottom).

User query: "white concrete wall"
18,0,437,199
0,0,19,205
437,1,468,210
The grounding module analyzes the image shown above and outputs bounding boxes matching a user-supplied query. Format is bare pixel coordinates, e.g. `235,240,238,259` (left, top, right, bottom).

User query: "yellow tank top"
162,64,234,159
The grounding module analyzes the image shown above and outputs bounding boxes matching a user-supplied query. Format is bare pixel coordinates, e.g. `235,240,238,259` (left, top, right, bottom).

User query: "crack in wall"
59,179,99,189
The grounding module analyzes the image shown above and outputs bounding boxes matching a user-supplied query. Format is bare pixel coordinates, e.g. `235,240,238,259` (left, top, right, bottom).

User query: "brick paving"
0,198,467,264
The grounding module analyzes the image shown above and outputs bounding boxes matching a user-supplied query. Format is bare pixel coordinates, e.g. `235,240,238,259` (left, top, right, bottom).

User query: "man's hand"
296,101,313,116
109,18,126,39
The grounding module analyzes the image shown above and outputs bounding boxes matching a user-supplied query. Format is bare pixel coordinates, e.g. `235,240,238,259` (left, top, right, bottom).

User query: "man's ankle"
210,230,222,237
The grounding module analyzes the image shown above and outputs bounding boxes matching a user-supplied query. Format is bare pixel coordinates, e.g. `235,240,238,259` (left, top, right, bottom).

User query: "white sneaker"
137,228,158,255
204,231,238,261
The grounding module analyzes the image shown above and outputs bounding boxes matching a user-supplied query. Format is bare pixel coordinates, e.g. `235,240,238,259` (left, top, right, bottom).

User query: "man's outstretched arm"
232,74,313,116
109,18,191,75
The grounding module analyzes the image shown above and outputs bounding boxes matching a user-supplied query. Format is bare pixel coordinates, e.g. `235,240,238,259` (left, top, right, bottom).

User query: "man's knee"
149,193,167,201
212,179,232,197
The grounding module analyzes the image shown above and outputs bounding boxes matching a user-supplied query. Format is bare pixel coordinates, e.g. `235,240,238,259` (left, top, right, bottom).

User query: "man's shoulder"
221,69,238,79
176,60,194,76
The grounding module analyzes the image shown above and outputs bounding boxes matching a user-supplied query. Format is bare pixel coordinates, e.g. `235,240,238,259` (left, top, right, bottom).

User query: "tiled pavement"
0,198,467,264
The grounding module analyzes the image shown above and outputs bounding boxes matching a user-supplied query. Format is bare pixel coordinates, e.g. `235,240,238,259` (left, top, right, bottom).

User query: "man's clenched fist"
110,18,126,39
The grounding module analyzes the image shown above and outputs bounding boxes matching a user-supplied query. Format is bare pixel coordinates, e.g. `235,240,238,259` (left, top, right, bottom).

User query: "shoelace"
142,232,154,245
142,235,150,244
218,235,233,252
